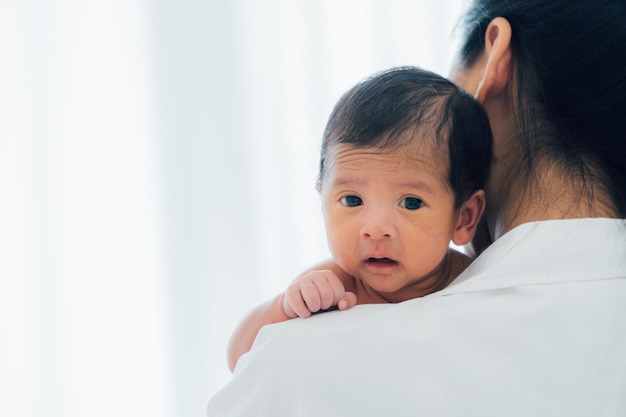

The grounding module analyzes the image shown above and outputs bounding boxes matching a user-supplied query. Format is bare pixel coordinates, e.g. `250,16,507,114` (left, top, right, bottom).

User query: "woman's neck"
491,164,619,239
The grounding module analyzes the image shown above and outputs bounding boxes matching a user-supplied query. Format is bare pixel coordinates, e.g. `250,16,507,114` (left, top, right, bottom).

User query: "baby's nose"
360,210,395,239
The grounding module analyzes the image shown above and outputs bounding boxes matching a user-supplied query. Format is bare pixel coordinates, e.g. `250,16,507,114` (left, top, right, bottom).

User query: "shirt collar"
439,218,626,295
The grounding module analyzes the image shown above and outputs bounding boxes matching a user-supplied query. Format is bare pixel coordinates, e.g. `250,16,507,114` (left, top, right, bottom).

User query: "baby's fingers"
300,278,324,313
313,271,346,310
337,292,357,311
284,285,313,318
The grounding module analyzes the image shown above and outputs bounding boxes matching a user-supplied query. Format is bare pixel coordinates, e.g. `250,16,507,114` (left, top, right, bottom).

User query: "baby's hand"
282,270,357,318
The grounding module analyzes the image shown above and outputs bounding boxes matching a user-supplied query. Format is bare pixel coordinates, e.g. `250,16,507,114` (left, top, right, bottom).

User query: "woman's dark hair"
458,0,626,216
319,66,493,208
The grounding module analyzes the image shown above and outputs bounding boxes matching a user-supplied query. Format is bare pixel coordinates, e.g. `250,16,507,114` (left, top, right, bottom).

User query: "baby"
227,66,493,371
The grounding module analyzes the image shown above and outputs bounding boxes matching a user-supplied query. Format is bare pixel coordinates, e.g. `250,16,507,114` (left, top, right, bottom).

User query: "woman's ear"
452,190,486,246
475,17,513,103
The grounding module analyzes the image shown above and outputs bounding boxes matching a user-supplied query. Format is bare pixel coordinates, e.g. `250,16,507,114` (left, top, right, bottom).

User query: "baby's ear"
452,190,486,245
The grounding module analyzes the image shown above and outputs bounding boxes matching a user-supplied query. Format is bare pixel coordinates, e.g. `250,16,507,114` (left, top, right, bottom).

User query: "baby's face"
319,142,459,300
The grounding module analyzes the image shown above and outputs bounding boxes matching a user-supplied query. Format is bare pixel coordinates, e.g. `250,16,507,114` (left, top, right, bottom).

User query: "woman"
208,1,626,415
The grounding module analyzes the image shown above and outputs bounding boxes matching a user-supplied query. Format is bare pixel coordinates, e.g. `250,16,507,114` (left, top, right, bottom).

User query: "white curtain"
0,1,464,416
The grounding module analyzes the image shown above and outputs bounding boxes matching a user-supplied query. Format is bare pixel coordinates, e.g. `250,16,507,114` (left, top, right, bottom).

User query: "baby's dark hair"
318,66,493,208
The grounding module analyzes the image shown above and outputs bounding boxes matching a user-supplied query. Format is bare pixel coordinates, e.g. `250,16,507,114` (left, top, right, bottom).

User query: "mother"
208,1,626,415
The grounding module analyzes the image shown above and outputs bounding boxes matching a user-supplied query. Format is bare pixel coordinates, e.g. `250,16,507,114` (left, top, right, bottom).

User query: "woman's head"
318,66,493,209
452,0,626,223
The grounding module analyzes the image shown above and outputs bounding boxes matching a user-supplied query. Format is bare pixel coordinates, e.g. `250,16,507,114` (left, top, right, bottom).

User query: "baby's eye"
401,197,424,210
341,195,363,207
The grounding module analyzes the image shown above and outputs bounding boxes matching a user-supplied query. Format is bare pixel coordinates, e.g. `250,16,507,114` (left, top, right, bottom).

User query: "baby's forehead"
326,139,449,178
328,127,449,163
322,143,453,197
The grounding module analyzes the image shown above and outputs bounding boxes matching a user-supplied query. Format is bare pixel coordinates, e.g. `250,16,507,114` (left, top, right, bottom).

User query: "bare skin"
341,249,471,304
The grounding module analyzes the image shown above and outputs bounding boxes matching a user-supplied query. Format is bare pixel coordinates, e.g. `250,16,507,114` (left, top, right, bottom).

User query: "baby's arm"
227,267,356,372
227,293,289,372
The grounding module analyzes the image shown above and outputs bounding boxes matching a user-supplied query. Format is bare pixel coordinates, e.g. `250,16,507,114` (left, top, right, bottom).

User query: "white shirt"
208,218,626,416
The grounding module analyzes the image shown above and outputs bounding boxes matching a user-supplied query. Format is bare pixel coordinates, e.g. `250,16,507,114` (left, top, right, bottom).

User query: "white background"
0,1,465,416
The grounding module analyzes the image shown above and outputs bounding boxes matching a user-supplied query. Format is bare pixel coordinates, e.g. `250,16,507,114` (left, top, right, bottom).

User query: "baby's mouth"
364,257,399,274
366,257,397,264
